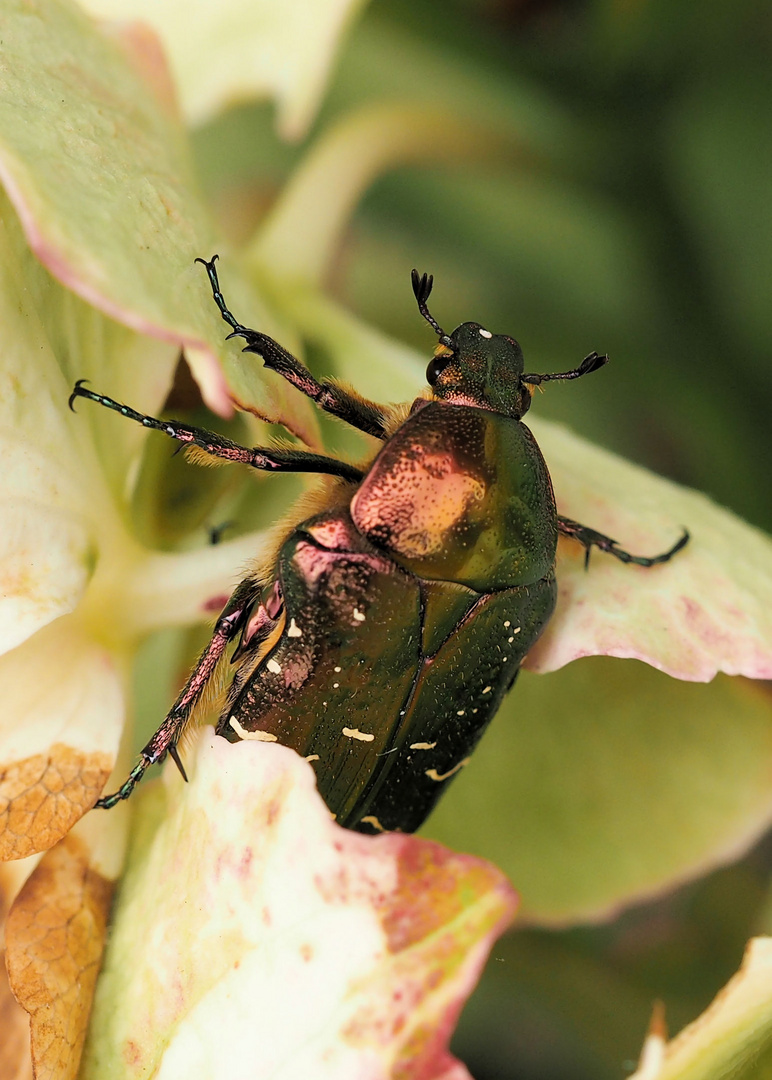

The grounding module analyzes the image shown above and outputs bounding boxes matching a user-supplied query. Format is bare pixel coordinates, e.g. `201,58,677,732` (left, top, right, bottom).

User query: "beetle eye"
426,356,446,385
426,344,454,386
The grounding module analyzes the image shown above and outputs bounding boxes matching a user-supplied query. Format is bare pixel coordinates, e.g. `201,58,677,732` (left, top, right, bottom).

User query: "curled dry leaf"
1,860,36,1080
5,835,114,1080
0,748,112,863
81,732,516,1080
0,972,32,1080
0,620,123,861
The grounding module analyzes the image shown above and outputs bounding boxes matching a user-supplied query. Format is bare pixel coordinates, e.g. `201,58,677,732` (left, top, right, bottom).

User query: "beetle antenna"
522,351,608,386
411,269,453,346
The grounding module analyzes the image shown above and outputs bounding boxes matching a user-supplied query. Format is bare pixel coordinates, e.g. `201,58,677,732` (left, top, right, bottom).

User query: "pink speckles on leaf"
524,419,772,681
81,733,515,1079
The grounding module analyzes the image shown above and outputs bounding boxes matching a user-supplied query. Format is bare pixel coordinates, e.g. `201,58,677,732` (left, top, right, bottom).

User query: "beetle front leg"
95,578,262,809
557,515,689,569
197,255,391,439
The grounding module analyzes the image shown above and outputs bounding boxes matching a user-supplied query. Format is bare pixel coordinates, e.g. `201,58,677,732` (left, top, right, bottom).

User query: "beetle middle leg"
197,255,391,439
95,577,263,809
68,381,365,483
557,515,689,569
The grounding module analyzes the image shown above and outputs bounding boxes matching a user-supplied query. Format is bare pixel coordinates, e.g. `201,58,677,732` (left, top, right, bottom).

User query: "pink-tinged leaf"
82,732,516,1079
0,0,319,443
526,419,772,681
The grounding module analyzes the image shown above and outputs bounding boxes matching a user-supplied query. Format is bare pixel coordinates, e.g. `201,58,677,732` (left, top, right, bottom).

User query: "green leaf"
424,660,772,924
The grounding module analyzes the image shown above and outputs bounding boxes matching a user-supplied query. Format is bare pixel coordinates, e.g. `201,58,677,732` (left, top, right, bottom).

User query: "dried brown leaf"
5,835,113,1080
0,747,112,860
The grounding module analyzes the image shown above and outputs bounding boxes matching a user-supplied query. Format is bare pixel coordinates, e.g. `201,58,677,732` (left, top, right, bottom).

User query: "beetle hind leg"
557,515,689,568
94,577,262,809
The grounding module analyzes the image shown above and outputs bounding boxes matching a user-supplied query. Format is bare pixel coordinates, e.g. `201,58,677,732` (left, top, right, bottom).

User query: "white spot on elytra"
305,753,320,762
266,658,282,674
353,608,366,622
504,620,511,627
508,636,514,643
333,682,340,688
479,328,492,339
361,815,385,832
229,717,278,742
410,741,437,751
513,627,521,634
426,758,471,782
482,685,492,694
457,710,465,716
342,727,374,742
287,618,302,637
334,666,342,673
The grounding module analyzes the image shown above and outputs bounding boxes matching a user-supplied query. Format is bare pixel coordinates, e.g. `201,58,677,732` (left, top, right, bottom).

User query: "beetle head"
412,270,608,417
412,270,532,418
428,323,533,417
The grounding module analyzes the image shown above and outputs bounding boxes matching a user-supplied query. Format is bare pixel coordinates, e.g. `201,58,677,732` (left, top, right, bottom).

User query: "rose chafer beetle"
70,259,688,834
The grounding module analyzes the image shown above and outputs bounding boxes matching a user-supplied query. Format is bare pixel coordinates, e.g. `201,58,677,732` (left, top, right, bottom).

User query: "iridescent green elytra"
71,262,688,832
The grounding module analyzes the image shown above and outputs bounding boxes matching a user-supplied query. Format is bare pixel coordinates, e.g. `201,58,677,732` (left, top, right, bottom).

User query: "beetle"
70,258,688,833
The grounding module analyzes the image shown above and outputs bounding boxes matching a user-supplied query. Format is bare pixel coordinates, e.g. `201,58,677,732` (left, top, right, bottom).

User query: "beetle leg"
557,516,689,568
69,381,365,482
196,256,390,439
94,578,262,809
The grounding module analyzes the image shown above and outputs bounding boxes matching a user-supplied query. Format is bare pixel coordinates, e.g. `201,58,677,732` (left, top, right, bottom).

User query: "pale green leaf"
0,200,103,653
629,937,772,1080
0,0,317,439
250,102,511,286
79,0,370,137
424,660,772,924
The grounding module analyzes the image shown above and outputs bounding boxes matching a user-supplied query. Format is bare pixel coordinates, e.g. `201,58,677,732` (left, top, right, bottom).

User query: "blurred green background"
149,1,772,1076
